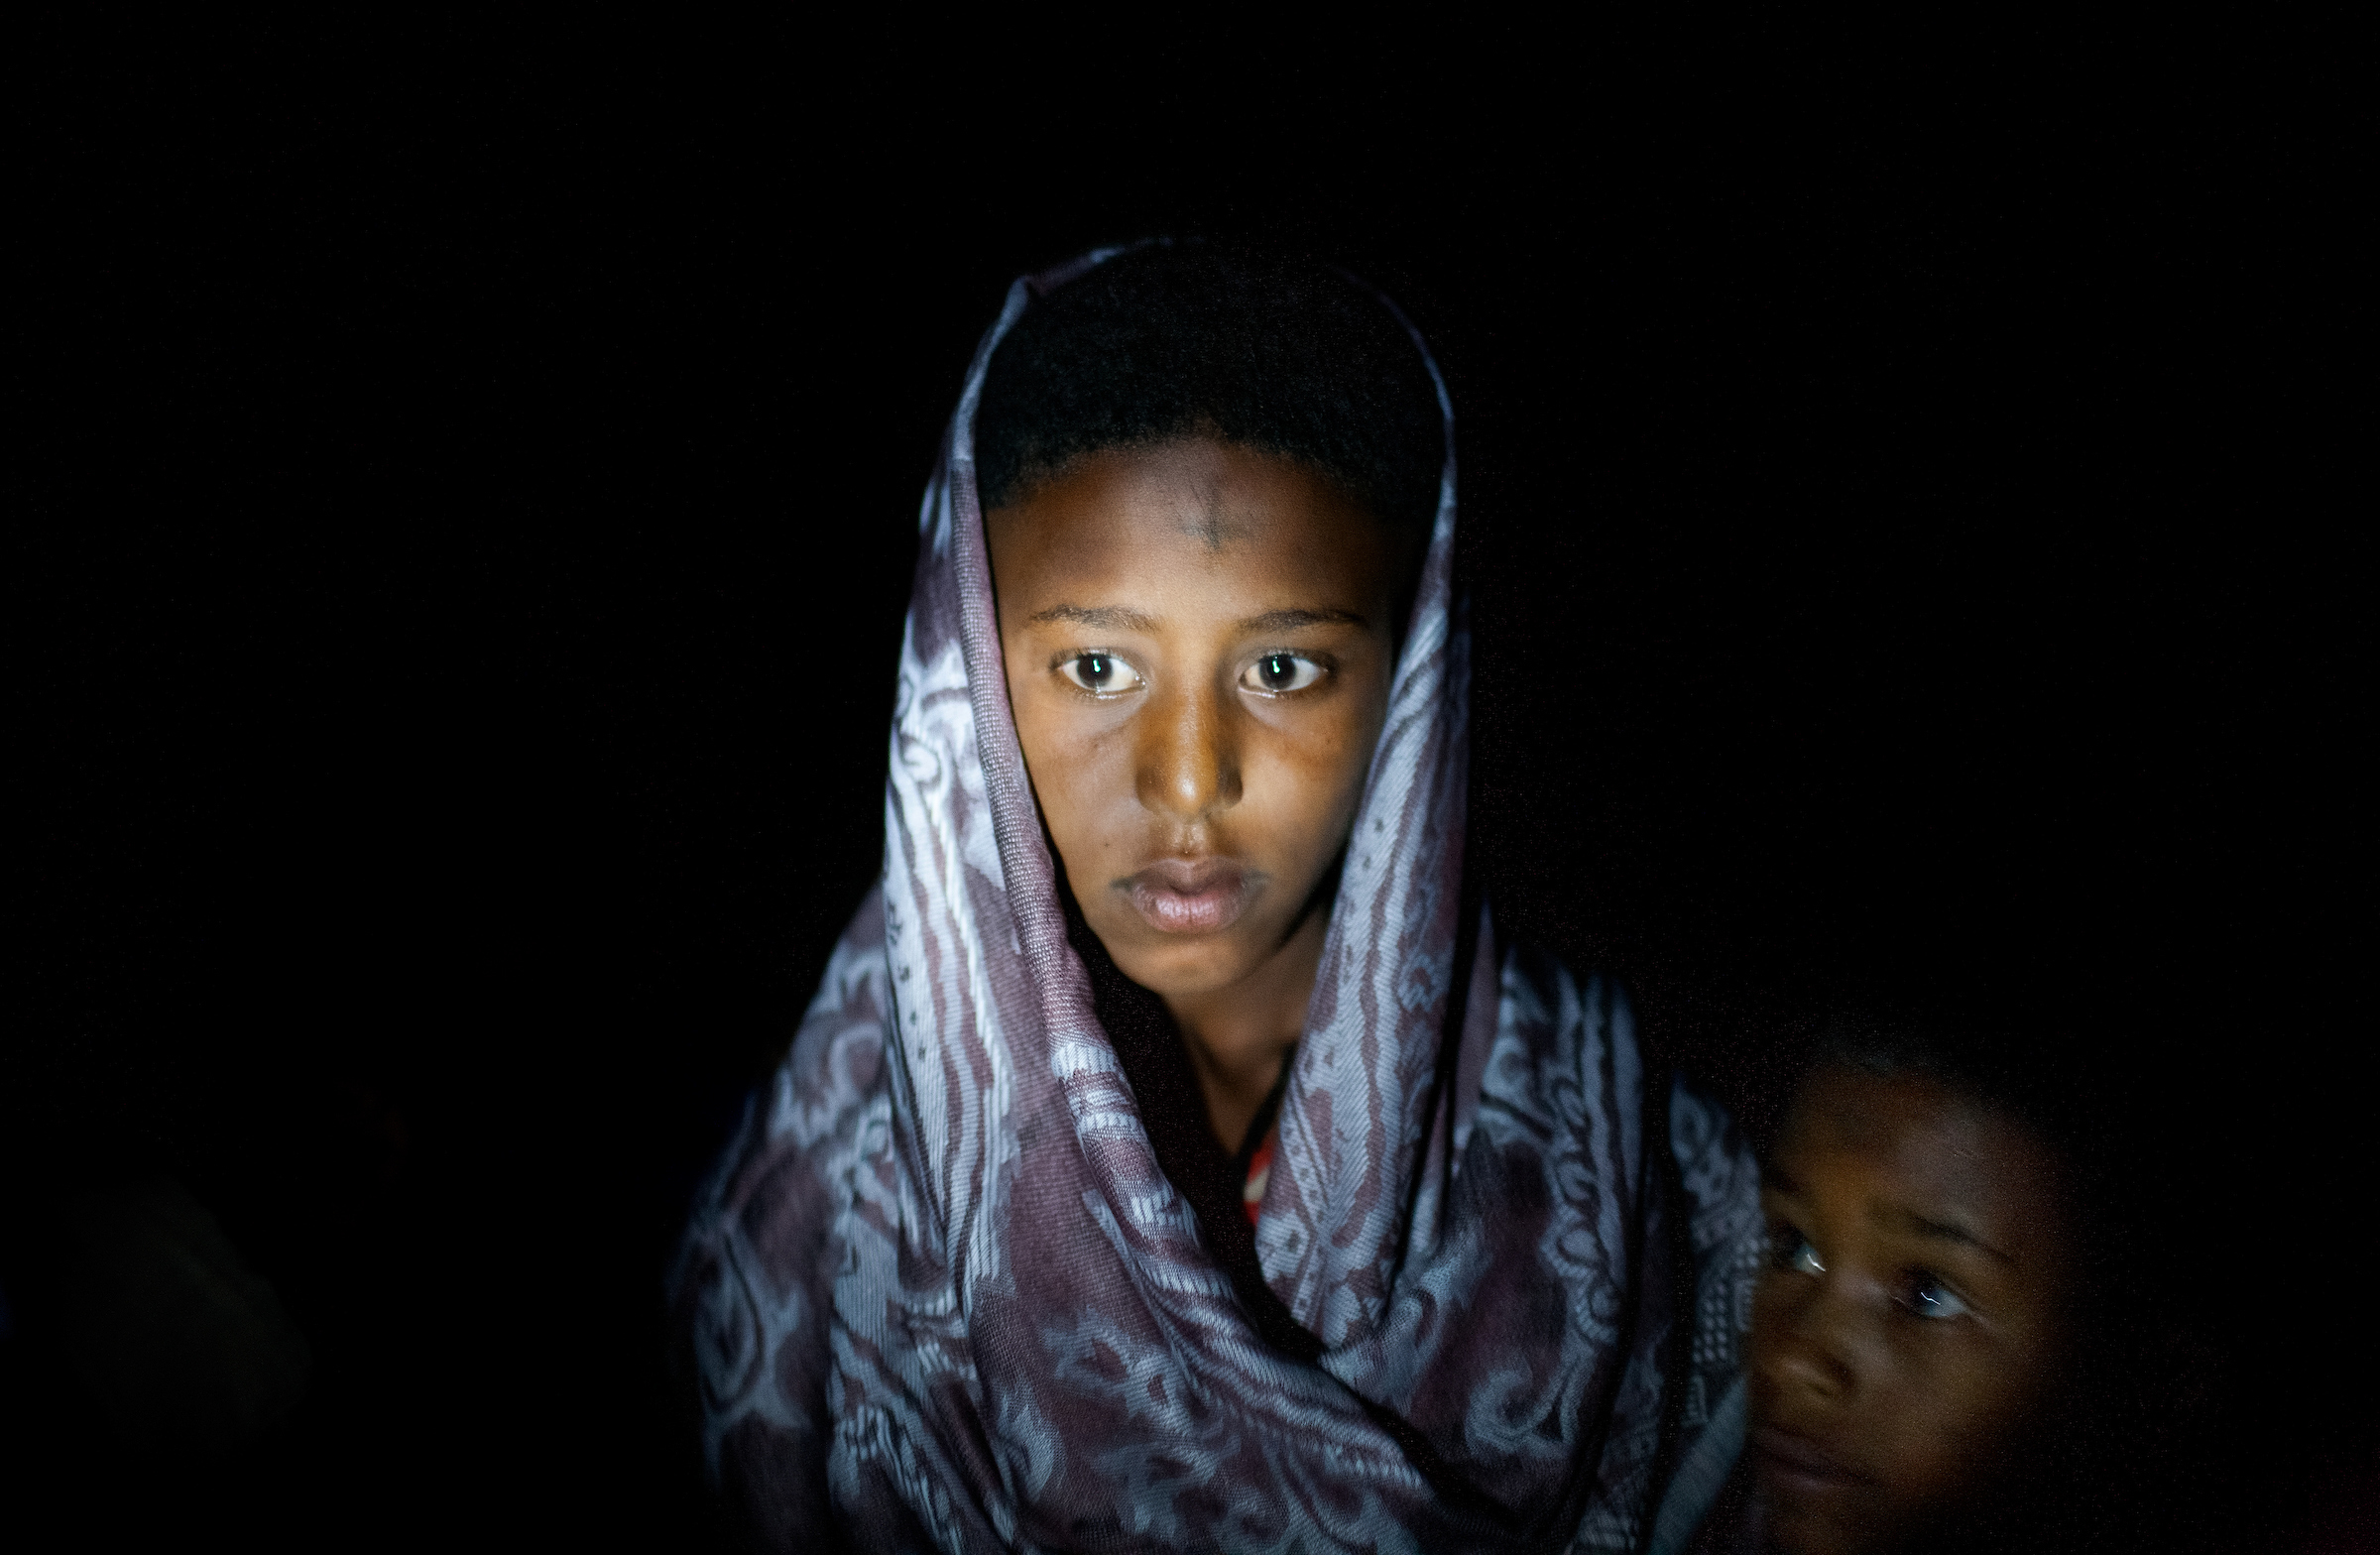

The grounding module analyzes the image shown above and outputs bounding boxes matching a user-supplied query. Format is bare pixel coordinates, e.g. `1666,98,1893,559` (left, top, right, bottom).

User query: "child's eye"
1895,1272,1973,1321
1057,653,1143,696
1240,653,1325,694
1767,1224,1825,1277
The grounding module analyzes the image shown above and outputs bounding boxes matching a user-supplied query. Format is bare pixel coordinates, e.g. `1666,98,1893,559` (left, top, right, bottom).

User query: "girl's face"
1749,1067,2075,1555
987,438,1411,1003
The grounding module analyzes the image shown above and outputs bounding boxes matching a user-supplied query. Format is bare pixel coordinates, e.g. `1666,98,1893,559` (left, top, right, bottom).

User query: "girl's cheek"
1879,1352,2031,1500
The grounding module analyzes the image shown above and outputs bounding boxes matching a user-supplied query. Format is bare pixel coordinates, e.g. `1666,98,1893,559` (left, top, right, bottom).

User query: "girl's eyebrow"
1238,607,1367,633
1026,604,1367,634
1877,1204,2017,1268
1028,603,1160,633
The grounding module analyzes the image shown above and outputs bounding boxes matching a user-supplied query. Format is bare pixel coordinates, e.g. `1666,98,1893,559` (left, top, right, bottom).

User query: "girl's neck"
1163,905,1325,1155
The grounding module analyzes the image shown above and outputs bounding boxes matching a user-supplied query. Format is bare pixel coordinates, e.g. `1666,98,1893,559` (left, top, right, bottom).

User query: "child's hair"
975,241,1446,532
1810,1005,2095,1166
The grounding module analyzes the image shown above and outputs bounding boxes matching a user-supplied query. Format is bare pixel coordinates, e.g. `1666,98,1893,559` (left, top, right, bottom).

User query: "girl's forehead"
988,440,1398,605
1778,1069,2068,1233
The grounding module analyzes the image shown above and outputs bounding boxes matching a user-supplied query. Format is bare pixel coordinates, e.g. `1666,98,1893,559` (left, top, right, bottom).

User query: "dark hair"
1808,1007,2094,1161
974,242,1445,532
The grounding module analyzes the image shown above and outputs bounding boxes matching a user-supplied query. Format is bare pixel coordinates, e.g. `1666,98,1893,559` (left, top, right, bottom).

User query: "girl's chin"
1106,930,1274,1001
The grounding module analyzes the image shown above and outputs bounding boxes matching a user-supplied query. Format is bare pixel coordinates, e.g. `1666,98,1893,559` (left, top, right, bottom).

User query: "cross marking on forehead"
1177,475,1254,553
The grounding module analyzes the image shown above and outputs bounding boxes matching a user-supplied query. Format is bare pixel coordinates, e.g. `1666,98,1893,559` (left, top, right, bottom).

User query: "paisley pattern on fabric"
670,250,1763,1552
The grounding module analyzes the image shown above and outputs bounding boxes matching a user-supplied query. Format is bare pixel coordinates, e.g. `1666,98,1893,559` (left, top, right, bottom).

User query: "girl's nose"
1759,1280,1863,1403
1136,678,1242,823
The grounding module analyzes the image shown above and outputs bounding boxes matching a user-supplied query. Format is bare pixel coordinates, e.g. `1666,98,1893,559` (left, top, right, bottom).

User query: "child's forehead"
988,440,1399,597
1777,1066,2064,1219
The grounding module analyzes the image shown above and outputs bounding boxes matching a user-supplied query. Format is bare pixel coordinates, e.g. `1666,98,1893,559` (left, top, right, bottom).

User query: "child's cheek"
1867,1342,2042,1512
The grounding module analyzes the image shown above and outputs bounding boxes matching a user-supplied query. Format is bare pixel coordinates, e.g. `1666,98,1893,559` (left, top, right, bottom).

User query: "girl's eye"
1241,653,1324,694
1767,1224,1825,1277
1896,1272,1973,1321
1058,653,1143,696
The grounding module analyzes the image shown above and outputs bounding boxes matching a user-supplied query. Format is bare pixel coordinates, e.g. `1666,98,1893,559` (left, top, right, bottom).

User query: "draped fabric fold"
671,250,1763,1552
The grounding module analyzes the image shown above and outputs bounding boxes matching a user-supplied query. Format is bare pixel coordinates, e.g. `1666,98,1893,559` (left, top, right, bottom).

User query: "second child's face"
1749,1068,2074,1555
987,438,1410,1002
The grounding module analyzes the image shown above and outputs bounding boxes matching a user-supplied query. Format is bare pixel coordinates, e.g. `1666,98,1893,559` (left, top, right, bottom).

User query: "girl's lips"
1753,1426,1875,1495
1118,859,1255,935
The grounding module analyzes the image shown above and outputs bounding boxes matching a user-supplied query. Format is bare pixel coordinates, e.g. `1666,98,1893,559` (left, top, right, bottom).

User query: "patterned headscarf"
673,249,1762,1553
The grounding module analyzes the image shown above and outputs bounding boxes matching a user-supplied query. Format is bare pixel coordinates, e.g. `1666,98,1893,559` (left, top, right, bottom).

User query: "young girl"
1684,1015,2216,1555
671,243,1764,1551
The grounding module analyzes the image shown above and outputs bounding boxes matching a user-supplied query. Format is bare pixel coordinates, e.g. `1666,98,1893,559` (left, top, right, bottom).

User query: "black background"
12,17,2365,1550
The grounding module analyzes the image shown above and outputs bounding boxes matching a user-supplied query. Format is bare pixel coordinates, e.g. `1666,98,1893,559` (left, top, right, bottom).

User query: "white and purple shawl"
671,252,1763,1553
